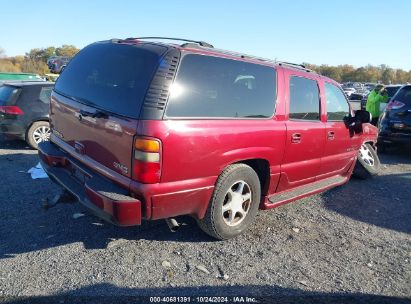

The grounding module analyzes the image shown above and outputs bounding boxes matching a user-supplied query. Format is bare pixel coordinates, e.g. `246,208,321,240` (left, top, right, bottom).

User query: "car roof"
2,81,54,87
112,38,345,87
110,38,327,76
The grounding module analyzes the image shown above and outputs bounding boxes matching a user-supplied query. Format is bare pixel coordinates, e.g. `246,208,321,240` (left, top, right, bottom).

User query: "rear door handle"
328,131,335,140
291,133,301,143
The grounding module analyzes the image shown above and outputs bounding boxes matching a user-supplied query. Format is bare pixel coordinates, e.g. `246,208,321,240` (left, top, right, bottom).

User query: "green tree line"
1,45,410,84
303,63,411,84
0,45,79,75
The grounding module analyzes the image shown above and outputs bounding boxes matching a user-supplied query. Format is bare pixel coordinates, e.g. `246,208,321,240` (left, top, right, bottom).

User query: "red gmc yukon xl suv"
38,37,380,240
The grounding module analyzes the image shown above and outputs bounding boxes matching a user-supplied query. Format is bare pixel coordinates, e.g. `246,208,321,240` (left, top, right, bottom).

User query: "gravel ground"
0,137,410,302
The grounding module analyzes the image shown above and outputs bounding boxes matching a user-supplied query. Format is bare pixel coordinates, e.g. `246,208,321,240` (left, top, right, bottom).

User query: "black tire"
26,121,51,149
197,164,261,240
353,143,381,179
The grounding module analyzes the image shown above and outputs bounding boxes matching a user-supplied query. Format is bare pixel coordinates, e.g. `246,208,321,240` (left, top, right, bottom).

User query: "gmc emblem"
113,162,128,174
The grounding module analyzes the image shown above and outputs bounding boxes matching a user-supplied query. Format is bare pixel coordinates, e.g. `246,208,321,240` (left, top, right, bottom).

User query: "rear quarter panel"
138,119,286,186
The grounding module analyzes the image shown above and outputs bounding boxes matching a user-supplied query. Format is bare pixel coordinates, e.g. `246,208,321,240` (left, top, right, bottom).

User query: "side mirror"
344,110,372,136
354,110,372,123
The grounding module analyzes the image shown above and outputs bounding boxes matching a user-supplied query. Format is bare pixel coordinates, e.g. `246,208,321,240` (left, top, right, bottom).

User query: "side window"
325,82,349,121
165,54,277,118
289,76,320,120
39,87,53,104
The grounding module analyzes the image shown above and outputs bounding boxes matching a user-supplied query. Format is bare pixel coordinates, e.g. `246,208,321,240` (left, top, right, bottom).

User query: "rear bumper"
38,140,215,225
38,141,141,226
378,132,411,144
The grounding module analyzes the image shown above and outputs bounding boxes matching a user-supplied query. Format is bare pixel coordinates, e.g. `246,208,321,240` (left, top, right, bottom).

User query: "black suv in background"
378,85,411,151
0,81,54,148
48,57,71,74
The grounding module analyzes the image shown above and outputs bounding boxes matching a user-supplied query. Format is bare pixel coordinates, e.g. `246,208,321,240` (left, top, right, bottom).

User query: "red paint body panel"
151,187,214,220
85,185,141,226
137,120,286,184
50,93,138,179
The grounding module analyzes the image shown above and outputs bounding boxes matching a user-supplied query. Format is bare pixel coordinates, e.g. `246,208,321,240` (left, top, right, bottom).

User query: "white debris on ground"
27,162,48,179
72,213,85,219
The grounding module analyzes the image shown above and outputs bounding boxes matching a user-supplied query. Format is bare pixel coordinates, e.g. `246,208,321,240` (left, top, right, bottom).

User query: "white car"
343,88,356,96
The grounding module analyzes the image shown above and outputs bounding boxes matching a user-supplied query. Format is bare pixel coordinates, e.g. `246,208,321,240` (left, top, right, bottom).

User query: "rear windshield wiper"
69,95,97,108
55,91,119,119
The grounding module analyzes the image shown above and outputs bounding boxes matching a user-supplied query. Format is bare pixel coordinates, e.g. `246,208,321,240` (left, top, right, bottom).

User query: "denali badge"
113,162,128,174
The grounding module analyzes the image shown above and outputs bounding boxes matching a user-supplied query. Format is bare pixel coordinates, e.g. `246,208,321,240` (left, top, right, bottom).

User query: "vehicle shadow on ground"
378,144,411,166
0,198,213,259
323,172,411,234
0,138,31,150
4,283,410,304
0,139,215,260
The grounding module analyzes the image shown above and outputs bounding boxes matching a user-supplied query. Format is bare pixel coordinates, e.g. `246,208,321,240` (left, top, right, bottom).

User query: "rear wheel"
27,121,50,149
353,143,380,179
197,164,261,240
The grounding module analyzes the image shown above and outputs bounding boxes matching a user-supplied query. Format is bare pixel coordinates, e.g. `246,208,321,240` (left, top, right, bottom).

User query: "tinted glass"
39,87,53,104
165,54,276,118
394,86,411,106
54,43,161,118
386,86,401,98
0,86,19,105
289,76,320,120
325,82,350,121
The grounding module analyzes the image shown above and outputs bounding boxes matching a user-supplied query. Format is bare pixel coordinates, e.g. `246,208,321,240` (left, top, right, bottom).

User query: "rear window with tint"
394,86,411,105
0,86,19,105
165,54,276,118
54,43,162,118
386,86,401,98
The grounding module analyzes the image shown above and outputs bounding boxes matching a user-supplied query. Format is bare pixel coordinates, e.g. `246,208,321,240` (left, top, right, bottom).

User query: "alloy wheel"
222,180,252,227
32,125,51,144
359,144,375,166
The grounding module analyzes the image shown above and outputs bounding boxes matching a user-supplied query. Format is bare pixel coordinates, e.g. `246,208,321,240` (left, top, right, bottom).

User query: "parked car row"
342,82,371,96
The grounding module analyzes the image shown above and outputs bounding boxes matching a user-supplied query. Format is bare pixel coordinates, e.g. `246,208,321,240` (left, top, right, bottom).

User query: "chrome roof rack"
276,61,314,72
124,37,214,48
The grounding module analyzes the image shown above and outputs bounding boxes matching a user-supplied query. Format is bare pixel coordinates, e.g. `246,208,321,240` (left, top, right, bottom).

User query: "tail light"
0,106,24,115
132,137,161,183
386,100,405,111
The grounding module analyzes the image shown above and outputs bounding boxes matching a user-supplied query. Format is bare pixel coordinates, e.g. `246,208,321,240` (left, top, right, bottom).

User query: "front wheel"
197,164,261,240
353,143,381,179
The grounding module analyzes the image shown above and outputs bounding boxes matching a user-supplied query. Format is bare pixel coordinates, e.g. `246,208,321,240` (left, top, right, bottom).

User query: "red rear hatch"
49,41,167,179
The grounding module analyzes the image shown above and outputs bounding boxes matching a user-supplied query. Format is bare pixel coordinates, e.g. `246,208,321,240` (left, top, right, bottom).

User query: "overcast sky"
1,0,410,70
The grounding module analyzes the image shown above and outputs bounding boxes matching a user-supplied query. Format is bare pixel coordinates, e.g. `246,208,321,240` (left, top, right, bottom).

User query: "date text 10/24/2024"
149,296,258,303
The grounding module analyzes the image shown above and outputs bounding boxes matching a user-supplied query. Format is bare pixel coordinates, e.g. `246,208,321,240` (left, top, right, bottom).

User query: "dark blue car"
378,85,411,151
